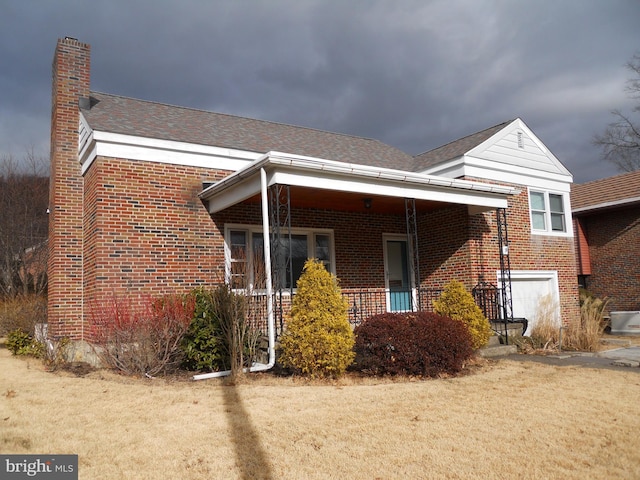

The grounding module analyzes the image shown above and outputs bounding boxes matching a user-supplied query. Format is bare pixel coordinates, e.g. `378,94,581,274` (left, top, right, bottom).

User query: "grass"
1,342,640,479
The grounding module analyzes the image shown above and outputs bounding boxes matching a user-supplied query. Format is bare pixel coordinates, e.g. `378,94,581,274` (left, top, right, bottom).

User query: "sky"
1,0,639,183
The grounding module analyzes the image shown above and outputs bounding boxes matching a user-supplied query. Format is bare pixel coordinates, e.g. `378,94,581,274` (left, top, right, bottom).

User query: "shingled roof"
412,120,513,171
571,170,640,213
81,92,415,171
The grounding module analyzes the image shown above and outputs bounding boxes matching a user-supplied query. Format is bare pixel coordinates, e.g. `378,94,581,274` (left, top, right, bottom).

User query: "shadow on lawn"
222,382,274,480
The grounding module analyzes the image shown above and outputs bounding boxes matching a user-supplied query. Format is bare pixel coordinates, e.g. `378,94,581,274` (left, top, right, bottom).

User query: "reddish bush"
90,293,195,376
352,311,474,377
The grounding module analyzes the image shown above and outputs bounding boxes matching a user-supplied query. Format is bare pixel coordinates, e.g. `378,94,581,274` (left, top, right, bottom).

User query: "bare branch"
594,51,640,172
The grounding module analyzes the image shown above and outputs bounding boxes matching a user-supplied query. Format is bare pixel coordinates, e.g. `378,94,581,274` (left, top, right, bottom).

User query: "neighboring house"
48,37,579,347
572,170,640,311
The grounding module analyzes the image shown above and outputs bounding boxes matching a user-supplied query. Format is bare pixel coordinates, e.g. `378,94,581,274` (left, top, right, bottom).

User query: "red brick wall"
578,206,640,311
573,218,592,275
466,188,580,325
216,203,406,288
418,205,472,289
82,156,226,340
48,38,90,339
216,190,580,325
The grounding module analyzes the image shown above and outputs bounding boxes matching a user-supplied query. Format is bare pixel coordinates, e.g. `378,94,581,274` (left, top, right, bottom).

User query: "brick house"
48,37,579,350
572,170,640,311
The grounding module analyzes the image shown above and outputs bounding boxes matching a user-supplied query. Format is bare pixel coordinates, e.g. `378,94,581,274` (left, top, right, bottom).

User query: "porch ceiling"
200,151,518,214
241,187,445,214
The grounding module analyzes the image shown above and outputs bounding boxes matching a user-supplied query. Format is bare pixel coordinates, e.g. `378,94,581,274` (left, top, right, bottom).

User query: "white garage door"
500,271,560,336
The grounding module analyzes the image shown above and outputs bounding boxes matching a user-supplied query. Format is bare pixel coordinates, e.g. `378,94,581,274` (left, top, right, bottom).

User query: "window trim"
224,224,335,292
528,188,572,237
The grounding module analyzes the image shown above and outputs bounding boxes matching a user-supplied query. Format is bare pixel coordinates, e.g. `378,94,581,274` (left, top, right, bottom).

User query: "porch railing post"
497,207,514,342
405,198,421,310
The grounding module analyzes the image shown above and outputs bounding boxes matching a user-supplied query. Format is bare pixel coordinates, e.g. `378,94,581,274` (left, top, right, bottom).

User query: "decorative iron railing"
246,287,444,337
246,284,526,339
472,282,528,337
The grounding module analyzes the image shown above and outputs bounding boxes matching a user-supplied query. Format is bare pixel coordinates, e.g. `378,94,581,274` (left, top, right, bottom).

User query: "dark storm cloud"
1,0,639,182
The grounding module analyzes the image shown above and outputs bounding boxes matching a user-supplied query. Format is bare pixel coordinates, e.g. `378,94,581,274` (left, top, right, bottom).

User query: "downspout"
193,168,276,380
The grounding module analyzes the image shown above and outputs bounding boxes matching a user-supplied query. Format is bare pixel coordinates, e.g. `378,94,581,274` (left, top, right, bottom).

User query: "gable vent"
517,131,524,149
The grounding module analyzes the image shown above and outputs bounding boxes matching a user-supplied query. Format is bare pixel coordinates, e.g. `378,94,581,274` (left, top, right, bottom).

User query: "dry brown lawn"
1,344,640,479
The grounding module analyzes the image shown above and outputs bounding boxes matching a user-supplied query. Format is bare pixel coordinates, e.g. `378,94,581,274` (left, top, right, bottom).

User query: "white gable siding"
476,129,559,173
423,119,573,189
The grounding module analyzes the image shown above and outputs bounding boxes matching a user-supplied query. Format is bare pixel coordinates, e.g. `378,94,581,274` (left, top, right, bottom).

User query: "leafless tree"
0,150,49,297
594,52,640,172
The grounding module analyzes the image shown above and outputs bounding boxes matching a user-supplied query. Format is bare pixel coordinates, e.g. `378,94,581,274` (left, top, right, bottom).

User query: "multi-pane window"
227,227,334,290
529,190,566,233
229,230,248,289
314,234,331,272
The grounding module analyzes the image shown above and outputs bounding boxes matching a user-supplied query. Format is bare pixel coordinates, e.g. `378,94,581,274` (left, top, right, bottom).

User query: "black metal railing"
246,287,444,336
472,282,528,336
246,285,528,339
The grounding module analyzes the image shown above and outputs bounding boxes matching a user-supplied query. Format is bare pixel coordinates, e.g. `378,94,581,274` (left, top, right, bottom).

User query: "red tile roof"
571,170,640,213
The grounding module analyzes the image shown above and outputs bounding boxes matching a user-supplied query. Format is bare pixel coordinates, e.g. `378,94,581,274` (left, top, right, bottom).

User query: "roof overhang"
200,152,519,214
573,196,640,215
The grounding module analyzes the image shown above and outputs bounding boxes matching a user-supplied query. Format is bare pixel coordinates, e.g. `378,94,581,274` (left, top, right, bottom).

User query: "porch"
201,151,522,342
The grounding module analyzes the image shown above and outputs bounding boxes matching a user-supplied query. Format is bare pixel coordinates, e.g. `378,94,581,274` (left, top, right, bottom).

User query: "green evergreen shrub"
278,259,355,378
433,280,492,349
181,286,260,376
352,311,474,377
181,288,225,372
7,328,44,357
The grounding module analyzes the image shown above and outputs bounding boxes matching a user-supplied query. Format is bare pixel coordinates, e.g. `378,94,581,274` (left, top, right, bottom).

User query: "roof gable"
572,170,640,213
466,119,571,176
413,120,511,170
82,92,415,171
413,118,572,186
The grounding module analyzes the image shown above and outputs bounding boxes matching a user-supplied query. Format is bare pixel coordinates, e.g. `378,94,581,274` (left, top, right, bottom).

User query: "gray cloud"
1,0,638,182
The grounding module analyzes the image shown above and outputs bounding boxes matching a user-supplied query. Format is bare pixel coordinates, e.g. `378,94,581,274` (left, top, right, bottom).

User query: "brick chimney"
48,38,90,340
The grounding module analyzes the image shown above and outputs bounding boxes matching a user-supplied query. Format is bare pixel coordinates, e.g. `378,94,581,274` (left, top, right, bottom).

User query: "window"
226,226,334,290
529,190,567,234
229,230,248,289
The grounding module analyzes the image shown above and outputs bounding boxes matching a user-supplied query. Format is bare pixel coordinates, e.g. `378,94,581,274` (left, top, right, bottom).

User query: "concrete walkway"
504,344,640,371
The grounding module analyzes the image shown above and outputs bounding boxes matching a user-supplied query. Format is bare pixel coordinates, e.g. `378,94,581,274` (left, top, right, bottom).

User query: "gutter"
193,167,276,380
199,151,520,201
572,196,640,215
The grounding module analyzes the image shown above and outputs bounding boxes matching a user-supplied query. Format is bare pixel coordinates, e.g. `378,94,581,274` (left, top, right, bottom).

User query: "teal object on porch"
390,289,412,312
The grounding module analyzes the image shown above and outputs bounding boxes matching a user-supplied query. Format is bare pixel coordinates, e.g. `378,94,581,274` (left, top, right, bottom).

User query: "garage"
501,271,561,336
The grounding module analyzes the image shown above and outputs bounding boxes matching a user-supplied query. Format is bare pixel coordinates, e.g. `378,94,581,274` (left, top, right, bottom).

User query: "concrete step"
478,344,517,358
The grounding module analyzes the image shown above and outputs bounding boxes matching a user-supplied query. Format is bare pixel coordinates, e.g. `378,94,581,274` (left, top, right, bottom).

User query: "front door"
384,237,412,312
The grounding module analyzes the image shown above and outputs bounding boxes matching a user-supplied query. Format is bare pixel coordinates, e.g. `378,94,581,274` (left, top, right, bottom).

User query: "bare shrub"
182,286,261,377
528,294,561,350
563,292,609,351
0,294,47,336
212,284,260,378
89,293,195,377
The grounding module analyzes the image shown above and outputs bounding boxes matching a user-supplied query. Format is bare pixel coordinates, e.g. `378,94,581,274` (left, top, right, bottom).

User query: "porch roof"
200,152,519,214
